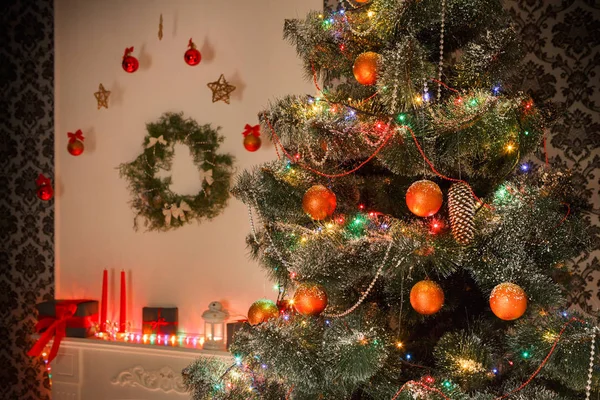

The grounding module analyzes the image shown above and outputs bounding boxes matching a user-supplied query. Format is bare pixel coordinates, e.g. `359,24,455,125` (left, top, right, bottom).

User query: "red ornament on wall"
184,38,202,66
122,47,139,73
242,124,261,152
36,174,53,201
67,129,85,156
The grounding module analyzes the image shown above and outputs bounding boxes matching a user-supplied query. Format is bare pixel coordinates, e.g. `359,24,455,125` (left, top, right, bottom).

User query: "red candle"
100,269,108,332
120,270,126,332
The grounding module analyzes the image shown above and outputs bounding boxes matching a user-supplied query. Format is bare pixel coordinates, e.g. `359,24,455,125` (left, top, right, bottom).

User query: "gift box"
35,299,98,338
226,320,247,349
142,307,178,335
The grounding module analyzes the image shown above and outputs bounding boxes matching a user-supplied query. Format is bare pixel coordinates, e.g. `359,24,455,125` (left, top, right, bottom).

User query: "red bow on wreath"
36,174,51,188
27,303,77,364
67,129,84,143
123,46,134,58
242,124,260,138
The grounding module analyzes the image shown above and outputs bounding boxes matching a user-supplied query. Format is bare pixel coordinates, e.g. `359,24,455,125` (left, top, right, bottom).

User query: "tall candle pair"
100,269,126,332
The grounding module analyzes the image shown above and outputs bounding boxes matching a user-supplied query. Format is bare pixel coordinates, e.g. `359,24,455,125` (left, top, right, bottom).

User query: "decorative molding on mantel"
50,337,231,361
111,365,187,394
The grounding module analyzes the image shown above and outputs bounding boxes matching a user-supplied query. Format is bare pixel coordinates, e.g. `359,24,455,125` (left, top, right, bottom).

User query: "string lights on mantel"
94,330,209,350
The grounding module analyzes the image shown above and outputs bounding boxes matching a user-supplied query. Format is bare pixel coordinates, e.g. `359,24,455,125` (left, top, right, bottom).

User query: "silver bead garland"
437,0,446,101
586,326,599,400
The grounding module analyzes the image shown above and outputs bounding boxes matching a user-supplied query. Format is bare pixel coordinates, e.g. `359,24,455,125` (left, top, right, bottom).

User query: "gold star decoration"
207,74,236,104
94,83,111,109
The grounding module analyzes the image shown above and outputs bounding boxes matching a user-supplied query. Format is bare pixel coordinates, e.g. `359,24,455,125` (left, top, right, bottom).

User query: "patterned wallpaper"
0,0,54,399
0,0,597,398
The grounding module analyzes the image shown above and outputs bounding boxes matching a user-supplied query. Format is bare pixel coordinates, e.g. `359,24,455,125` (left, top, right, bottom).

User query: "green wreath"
119,112,234,231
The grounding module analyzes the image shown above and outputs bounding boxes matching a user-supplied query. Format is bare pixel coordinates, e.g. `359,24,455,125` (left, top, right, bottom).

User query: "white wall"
55,0,321,334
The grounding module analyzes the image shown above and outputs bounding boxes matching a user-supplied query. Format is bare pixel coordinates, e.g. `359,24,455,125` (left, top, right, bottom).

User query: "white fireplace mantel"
51,338,231,400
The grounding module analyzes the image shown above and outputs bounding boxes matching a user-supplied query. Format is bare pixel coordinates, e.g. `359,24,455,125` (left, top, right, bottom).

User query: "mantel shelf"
52,336,231,360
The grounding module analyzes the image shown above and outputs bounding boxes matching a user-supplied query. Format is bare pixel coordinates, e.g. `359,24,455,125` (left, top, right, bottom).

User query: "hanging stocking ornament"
184,38,202,66
36,174,54,201
448,182,475,245
67,129,85,156
122,47,139,73
242,124,261,152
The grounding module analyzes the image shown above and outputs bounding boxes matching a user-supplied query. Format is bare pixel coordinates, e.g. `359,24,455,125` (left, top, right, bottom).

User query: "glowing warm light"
543,331,558,342
395,341,404,349
456,358,484,373
505,143,516,153
367,10,375,18
414,95,423,104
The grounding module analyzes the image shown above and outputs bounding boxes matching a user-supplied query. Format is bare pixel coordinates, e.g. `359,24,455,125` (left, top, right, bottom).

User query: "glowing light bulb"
505,143,516,153
395,341,403,348
367,10,375,18
520,163,529,172
406,353,412,360
414,95,423,104
397,113,406,122
423,92,431,102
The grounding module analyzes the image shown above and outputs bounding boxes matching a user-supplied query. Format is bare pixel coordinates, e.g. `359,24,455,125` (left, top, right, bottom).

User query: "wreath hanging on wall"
119,112,234,231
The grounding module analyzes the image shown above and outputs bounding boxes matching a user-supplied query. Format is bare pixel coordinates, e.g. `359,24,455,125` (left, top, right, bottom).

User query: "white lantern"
201,301,229,350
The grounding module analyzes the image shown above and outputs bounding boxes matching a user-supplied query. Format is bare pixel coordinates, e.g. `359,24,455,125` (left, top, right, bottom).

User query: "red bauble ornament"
302,185,337,220
35,174,53,201
247,299,279,326
406,180,443,217
242,124,261,152
122,47,139,73
293,284,328,316
277,299,295,314
184,38,202,66
67,129,85,156
353,51,380,86
489,282,527,321
410,280,444,315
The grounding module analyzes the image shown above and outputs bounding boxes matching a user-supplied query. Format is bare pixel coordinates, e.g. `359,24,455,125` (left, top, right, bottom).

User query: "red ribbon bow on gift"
123,46,134,58
149,309,177,332
36,174,51,188
242,124,260,138
67,129,84,143
27,303,77,364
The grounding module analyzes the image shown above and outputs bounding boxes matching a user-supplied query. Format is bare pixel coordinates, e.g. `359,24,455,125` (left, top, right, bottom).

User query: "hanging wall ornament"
94,83,111,109
242,124,261,152
448,182,475,245
184,38,202,66
119,112,234,231
207,74,236,104
406,180,443,217
36,174,53,201
353,51,380,86
67,129,85,156
122,46,139,73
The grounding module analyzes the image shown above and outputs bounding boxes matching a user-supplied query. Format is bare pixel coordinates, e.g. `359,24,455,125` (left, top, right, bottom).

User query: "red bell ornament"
184,38,202,66
67,129,85,156
122,46,139,73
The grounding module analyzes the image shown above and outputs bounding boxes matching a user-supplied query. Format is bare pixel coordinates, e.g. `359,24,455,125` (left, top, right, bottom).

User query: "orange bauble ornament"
353,51,380,86
302,185,337,220
293,284,328,316
406,180,443,217
410,280,444,315
247,299,279,326
489,282,527,321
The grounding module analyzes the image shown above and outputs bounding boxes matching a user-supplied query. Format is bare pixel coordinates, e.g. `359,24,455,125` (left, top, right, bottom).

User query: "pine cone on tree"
449,182,476,245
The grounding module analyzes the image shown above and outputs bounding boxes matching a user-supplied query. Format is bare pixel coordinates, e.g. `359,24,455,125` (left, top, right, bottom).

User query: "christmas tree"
184,0,597,398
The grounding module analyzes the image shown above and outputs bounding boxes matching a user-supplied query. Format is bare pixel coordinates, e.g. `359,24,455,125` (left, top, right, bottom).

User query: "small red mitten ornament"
122,47,139,73
184,38,202,66
67,129,85,156
36,174,53,201
242,124,261,152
